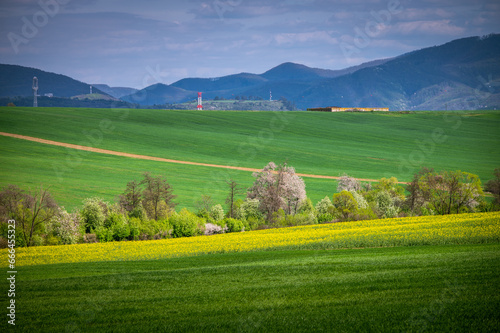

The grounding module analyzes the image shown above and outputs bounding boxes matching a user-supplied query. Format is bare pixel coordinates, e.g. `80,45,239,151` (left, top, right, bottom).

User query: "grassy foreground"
3,244,499,332
2,212,499,332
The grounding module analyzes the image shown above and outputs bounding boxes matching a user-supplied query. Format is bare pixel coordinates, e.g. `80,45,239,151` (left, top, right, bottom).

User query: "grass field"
2,107,499,332
0,135,335,210
2,211,499,332
0,107,499,210
3,244,499,332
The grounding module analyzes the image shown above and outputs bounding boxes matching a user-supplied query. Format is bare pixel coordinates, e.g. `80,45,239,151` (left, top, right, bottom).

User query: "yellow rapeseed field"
6,212,500,267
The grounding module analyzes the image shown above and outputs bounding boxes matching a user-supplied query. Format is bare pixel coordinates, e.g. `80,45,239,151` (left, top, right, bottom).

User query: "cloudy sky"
1,0,499,89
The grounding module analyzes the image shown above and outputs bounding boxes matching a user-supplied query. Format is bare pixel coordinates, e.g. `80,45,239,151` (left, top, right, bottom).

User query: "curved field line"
0,131,396,183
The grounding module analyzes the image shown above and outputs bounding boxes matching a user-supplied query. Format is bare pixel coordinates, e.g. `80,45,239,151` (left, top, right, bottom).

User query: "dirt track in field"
0,131,390,183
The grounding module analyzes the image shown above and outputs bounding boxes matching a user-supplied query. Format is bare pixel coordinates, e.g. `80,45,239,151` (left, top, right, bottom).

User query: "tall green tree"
332,191,357,221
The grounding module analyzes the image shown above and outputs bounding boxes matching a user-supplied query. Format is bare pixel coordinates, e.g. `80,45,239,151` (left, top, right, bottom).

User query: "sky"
1,0,499,89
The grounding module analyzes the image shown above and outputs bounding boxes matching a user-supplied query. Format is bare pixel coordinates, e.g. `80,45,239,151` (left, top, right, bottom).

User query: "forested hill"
2,34,499,110
0,64,107,98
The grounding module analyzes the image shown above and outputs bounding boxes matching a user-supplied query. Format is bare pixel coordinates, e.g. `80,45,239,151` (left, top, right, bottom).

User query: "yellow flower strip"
6,212,500,267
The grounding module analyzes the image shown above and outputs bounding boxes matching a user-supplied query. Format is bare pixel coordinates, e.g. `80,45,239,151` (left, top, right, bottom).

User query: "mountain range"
1,34,499,110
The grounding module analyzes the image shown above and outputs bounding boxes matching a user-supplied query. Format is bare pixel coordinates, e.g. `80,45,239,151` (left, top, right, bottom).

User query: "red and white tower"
197,92,203,110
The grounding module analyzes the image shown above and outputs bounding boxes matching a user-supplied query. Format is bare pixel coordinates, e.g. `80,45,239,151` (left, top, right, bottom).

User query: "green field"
4,244,499,332
0,101,498,333
0,107,499,210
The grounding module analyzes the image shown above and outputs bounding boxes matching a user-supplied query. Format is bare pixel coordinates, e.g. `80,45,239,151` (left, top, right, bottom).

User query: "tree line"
1,164,499,248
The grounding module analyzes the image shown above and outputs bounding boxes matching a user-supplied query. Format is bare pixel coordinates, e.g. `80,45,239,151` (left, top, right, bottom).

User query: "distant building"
44,93,53,98
307,106,389,112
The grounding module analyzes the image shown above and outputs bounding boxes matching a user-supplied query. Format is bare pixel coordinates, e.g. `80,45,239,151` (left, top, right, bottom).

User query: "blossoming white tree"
247,162,306,220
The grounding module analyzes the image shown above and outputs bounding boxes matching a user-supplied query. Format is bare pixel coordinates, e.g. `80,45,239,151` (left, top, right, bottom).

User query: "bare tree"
0,185,58,247
225,179,244,219
195,195,215,215
119,180,142,213
412,169,483,215
141,172,177,220
405,167,434,214
485,169,500,207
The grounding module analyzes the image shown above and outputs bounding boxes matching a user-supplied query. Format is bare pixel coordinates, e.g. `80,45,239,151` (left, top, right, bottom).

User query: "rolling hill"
92,84,138,99
300,34,500,110
0,64,108,98
2,34,499,110
121,34,500,110
1,107,499,210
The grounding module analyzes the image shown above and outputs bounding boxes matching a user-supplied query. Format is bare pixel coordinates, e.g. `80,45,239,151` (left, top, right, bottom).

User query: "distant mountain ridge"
92,84,138,99
122,59,393,106
0,64,108,98
2,34,499,110
299,34,500,110
122,34,499,110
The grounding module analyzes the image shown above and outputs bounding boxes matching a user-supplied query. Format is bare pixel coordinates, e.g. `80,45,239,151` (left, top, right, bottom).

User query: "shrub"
315,196,334,216
225,218,244,233
128,202,148,220
209,204,225,222
81,197,109,233
350,191,369,210
332,191,358,221
31,235,44,247
204,223,224,235
352,207,378,221
84,233,98,243
95,226,113,243
171,209,204,238
280,212,317,227
0,237,7,249
239,198,262,220
112,217,130,241
299,198,315,214
155,219,172,239
45,235,61,246
317,213,334,223
244,216,264,231
50,208,81,245
128,217,141,240
373,191,399,218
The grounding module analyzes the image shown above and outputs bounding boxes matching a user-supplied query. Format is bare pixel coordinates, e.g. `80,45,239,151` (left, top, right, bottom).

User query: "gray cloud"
1,0,498,88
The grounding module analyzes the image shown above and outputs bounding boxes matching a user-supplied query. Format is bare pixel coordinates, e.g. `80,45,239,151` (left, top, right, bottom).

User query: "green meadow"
3,244,499,332
0,135,335,210
1,107,499,332
0,107,499,210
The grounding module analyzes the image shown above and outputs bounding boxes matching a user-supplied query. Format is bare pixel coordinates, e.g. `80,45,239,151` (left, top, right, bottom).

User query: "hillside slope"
0,64,107,98
121,34,500,109
299,34,500,110
2,34,499,110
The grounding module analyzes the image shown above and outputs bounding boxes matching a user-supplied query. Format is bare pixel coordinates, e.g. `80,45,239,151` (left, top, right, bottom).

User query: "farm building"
307,107,389,112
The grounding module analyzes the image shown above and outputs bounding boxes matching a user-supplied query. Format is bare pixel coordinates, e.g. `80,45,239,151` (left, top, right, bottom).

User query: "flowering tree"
337,173,362,192
247,162,306,220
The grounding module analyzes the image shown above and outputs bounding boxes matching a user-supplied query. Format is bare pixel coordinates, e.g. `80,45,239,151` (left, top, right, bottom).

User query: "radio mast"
197,92,203,110
32,77,38,107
